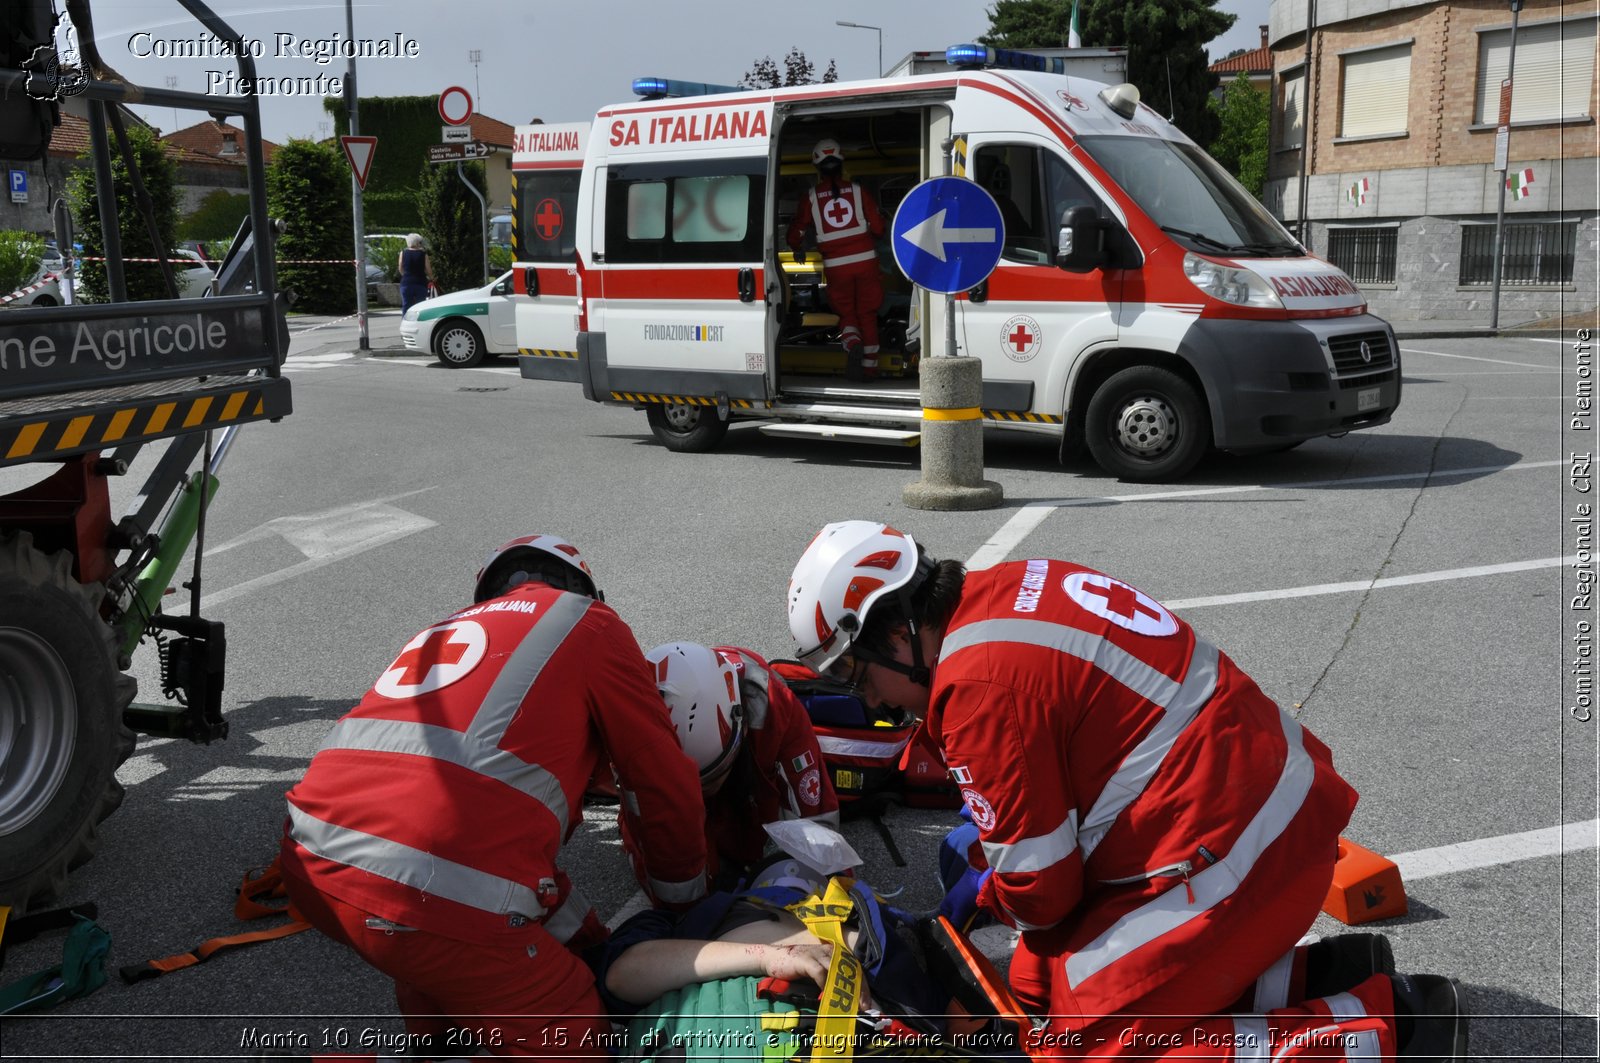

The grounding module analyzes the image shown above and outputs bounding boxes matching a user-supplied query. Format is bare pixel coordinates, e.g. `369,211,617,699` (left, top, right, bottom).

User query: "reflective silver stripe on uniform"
1230,1017,1271,1062
287,804,545,919
804,809,843,829
1064,708,1315,989
821,249,880,269
1252,947,1296,1011
317,717,571,837
816,734,911,758
649,872,706,905
468,591,592,745
620,787,641,818
1344,1028,1383,1062
1322,991,1364,1022
1078,640,1220,859
982,809,1079,875
542,881,593,944
938,619,1219,861
809,184,868,240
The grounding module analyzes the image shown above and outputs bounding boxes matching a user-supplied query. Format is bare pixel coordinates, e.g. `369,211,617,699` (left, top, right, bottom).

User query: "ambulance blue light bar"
632,77,745,99
945,44,1067,75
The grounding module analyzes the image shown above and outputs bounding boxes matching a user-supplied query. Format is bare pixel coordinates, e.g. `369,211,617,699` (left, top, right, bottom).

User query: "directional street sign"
427,142,492,165
890,176,1005,294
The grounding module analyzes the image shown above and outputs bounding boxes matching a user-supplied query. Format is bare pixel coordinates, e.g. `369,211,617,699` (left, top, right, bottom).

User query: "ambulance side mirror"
1056,205,1105,274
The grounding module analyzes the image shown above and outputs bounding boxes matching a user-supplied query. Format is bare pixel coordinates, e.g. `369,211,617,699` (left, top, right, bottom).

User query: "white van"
513,48,1401,481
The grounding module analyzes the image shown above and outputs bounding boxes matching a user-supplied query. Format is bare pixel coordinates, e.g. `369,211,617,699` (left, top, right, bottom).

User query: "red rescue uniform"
623,647,840,887
927,560,1397,1059
787,177,885,369
281,582,706,1057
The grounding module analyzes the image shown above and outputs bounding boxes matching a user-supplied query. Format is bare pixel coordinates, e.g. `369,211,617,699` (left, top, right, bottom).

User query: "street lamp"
836,20,883,77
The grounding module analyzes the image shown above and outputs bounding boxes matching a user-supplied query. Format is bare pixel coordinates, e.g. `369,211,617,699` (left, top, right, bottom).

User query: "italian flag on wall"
1346,177,1370,206
1506,168,1535,200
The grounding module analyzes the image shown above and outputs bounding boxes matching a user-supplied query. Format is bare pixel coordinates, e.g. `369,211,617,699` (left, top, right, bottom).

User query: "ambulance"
511,46,1401,482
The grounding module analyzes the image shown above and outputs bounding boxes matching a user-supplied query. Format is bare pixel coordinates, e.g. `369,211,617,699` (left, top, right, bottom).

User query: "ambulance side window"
512,170,581,264
974,145,1057,264
606,161,765,264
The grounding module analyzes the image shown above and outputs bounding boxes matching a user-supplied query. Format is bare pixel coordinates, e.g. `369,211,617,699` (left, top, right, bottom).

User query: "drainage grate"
457,386,510,393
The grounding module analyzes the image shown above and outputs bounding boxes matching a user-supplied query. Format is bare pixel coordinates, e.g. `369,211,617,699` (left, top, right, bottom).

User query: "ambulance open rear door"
512,122,588,383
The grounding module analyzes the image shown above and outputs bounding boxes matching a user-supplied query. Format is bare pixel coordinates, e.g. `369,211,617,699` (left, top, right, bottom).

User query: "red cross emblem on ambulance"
374,621,488,698
1057,90,1087,110
824,197,856,228
1000,314,1041,363
1064,573,1178,636
534,198,564,241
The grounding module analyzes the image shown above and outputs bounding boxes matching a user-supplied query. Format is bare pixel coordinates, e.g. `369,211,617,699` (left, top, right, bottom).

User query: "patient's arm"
605,937,833,1006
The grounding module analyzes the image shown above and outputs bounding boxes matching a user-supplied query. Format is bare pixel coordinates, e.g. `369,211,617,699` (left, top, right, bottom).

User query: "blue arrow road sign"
890,176,1004,294
9,169,28,203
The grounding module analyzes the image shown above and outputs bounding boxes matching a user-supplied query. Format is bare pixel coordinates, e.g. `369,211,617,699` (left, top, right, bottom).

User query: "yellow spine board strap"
786,876,864,1061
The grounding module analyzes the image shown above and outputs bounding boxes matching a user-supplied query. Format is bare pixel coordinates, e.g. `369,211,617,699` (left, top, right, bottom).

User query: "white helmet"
787,521,925,676
646,642,744,785
811,138,845,167
473,534,601,603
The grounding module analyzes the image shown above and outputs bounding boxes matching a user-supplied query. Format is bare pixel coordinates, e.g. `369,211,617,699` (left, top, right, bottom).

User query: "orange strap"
122,857,310,984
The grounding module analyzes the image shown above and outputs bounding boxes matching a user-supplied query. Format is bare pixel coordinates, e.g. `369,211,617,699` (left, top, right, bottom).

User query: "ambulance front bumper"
1176,315,1402,450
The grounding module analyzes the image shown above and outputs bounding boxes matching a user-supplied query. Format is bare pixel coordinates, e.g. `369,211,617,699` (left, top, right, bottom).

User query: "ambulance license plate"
1358,387,1380,412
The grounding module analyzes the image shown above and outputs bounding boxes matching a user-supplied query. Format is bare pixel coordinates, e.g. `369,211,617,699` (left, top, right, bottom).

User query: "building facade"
1265,0,1597,321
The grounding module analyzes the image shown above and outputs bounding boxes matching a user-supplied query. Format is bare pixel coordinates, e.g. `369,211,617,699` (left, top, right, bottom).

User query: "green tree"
1208,73,1270,199
0,231,45,295
67,124,180,302
742,47,839,88
982,0,1234,144
327,95,434,231
416,161,488,293
268,138,355,314
179,188,250,243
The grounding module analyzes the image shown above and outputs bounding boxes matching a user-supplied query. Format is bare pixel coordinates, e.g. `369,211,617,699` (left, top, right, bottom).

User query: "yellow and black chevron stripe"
984,410,1062,424
518,348,578,359
609,392,759,410
1,379,292,465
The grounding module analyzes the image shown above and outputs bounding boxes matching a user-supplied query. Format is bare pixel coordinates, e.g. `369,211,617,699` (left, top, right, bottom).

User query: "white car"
399,271,520,368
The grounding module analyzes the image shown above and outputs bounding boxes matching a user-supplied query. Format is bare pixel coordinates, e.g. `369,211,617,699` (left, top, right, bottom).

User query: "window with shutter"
1340,45,1413,138
1475,18,1597,124
1279,73,1305,148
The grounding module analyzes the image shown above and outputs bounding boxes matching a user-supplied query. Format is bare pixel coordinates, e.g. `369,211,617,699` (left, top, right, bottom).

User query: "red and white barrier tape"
77,256,364,265
0,272,60,306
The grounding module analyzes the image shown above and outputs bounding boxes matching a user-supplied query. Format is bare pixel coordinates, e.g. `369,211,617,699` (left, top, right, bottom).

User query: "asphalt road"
3,323,1595,1061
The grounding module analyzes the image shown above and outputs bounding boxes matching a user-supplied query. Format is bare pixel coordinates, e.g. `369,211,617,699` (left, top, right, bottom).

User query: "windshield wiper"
1234,241,1305,256
1159,226,1245,254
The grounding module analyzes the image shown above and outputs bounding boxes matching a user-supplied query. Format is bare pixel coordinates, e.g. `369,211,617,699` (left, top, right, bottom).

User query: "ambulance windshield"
1079,135,1302,257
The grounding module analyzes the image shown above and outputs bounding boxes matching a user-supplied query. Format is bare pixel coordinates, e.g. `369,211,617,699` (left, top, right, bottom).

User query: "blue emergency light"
945,44,1067,75
631,77,745,99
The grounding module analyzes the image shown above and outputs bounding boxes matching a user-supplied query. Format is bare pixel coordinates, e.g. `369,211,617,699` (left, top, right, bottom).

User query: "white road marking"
201,490,438,608
1400,347,1555,369
1395,820,1599,882
1518,337,1589,345
1164,556,1571,611
964,459,1564,569
371,359,521,376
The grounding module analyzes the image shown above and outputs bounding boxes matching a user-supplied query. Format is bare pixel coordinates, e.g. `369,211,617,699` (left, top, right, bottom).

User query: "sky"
92,0,1272,145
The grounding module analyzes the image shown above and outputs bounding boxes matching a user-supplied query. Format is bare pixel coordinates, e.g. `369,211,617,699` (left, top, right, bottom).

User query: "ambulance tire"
434,319,487,368
0,533,136,912
1085,366,1210,482
646,403,730,453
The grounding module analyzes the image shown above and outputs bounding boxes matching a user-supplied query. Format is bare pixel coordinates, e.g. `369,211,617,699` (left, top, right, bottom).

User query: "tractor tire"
646,402,730,453
0,532,136,911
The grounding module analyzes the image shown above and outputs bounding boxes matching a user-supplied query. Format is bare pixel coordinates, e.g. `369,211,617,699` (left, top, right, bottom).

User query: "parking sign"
8,170,27,203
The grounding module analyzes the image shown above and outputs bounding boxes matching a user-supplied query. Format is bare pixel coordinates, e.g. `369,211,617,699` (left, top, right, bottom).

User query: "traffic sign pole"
346,0,368,350
894,141,1003,512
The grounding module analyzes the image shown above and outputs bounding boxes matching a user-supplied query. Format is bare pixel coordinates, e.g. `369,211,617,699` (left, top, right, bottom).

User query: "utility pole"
346,0,368,350
1489,0,1524,330
1294,0,1318,251
836,20,883,77
469,49,482,109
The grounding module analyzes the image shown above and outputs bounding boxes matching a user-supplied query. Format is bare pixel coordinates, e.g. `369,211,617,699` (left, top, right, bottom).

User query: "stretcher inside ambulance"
512,48,1401,482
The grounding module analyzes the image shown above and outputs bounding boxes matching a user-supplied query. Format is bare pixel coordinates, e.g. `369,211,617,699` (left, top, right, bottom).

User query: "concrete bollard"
902,355,1003,511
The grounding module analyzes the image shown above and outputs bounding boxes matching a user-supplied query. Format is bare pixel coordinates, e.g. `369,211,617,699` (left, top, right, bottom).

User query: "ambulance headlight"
1182,252,1284,310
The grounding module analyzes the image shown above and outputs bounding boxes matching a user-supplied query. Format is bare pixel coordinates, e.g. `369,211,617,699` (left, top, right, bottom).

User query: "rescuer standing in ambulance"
787,138,887,382
620,641,841,890
280,535,708,1058
784,521,1469,1062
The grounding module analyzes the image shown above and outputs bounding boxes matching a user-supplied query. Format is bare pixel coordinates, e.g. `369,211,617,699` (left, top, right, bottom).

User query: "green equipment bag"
0,904,111,1015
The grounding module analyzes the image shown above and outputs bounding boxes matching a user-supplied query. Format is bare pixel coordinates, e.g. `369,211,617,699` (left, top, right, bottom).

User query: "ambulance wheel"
0,532,136,911
647,403,729,453
1085,366,1210,482
434,319,486,368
